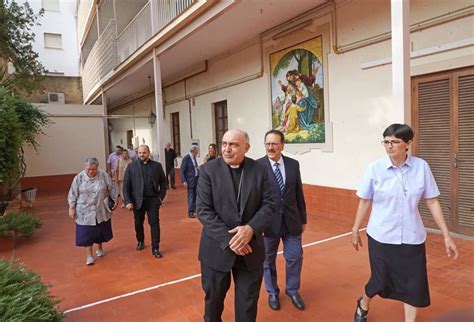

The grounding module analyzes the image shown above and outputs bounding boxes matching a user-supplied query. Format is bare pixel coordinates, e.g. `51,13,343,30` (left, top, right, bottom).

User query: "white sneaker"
96,249,105,257
86,256,95,265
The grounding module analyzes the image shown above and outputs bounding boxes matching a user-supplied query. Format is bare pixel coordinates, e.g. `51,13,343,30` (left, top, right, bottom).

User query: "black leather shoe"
152,248,163,258
354,297,368,322
286,291,305,310
136,241,144,251
188,212,196,218
268,294,280,310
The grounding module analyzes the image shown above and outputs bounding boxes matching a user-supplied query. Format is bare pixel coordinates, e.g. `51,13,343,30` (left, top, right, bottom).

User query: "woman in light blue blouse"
68,157,117,265
351,124,458,322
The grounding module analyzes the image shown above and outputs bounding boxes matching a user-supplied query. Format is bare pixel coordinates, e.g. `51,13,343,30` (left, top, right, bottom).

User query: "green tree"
0,0,45,93
0,86,51,214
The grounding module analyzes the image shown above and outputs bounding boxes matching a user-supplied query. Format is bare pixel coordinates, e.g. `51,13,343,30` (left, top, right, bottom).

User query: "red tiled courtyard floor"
1,187,473,321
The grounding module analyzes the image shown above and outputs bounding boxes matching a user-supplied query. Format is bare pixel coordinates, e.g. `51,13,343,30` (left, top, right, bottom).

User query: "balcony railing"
82,0,195,99
117,2,152,64
154,0,194,32
82,20,118,97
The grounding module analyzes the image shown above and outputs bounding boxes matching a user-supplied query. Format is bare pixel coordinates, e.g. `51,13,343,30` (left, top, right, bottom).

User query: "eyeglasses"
381,140,403,146
265,143,281,148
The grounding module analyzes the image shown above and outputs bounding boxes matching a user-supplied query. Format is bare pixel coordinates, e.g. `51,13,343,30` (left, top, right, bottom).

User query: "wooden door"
412,67,474,236
214,101,228,152
126,130,133,147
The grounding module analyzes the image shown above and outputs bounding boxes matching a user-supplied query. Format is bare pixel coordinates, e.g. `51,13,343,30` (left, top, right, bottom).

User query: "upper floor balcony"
79,0,195,101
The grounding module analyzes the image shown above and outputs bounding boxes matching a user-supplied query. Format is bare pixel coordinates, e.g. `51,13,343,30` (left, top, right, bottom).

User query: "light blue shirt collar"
384,155,413,169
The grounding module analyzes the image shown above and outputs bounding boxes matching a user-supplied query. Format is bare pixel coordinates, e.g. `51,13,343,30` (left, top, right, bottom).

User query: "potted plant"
0,259,62,321
0,211,42,251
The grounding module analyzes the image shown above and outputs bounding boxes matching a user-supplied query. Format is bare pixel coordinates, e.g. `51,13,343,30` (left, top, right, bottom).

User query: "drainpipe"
333,4,473,54
184,78,193,139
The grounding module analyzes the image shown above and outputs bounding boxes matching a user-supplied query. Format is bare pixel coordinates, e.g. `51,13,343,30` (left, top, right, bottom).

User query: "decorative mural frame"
266,23,332,154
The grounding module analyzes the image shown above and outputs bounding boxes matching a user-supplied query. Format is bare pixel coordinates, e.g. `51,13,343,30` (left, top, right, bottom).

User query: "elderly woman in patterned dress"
68,157,118,265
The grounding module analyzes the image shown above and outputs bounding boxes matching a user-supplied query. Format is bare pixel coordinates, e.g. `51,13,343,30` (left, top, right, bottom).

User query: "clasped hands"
228,225,254,256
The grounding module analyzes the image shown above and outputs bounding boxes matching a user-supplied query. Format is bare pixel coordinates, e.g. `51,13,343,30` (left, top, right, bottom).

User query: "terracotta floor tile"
1,186,473,321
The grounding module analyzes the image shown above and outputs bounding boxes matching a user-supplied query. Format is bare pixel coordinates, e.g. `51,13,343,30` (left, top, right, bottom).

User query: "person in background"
196,129,275,322
164,142,178,189
352,123,458,322
127,144,137,161
107,146,123,178
180,145,200,218
114,150,133,208
123,145,167,258
257,129,307,311
203,143,220,163
68,157,117,266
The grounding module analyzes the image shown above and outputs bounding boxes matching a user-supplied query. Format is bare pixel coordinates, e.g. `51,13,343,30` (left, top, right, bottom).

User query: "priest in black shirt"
123,145,167,258
196,129,275,322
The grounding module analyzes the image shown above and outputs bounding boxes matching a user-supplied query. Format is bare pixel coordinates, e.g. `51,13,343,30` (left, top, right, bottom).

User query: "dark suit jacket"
196,157,276,272
180,153,198,187
257,155,307,237
123,160,167,210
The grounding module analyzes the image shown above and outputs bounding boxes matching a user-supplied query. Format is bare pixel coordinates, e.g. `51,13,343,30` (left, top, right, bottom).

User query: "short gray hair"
190,145,199,152
243,131,250,144
85,157,99,167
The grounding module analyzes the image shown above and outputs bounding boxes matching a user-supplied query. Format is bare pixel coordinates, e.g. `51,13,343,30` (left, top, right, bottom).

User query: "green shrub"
0,259,62,321
0,211,42,239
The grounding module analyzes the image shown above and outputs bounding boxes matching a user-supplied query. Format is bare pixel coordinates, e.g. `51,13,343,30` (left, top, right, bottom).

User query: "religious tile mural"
270,36,325,143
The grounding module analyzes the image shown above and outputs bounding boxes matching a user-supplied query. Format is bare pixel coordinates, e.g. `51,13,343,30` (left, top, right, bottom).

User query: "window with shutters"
42,0,60,11
412,67,474,236
44,33,62,49
171,112,181,156
214,101,228,153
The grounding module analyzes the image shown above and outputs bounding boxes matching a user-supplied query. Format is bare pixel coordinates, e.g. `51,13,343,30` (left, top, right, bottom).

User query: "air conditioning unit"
47,92,65,104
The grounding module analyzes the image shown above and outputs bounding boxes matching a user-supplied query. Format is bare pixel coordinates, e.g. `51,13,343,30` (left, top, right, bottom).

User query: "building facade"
73,0,473,235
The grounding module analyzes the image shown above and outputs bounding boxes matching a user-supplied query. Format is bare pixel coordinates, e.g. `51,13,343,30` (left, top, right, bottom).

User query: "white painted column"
391,0,411,124
101,90,111,160
153,48,164,163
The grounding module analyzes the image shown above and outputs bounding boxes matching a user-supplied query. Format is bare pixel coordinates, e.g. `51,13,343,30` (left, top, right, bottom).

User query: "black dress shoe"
152,248,163,258
354,297,368,322
268,294,280,310
188,212,196,218
285,291,305,310
136,241,144,251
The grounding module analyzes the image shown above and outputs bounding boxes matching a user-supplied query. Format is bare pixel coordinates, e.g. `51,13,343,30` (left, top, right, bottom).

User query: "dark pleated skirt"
75,219,113,247
365,234,430,308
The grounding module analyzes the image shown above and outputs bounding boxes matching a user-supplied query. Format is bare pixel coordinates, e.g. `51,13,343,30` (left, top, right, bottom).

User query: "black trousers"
166,167,175,188
201,257,263,322
133,197,160,249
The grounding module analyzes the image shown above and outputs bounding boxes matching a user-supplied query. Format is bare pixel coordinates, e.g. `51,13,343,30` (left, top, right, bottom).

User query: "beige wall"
23,104,106,177
160,0,473,189
27,76,83,104
109,95,162,160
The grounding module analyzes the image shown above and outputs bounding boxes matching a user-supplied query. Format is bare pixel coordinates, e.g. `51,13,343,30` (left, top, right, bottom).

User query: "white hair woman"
68,157,118,265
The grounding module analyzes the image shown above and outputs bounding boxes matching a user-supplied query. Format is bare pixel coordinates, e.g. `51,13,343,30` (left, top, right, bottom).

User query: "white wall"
18,0,80,76
109,96,161,161
23,104,105,177
161,0,473,190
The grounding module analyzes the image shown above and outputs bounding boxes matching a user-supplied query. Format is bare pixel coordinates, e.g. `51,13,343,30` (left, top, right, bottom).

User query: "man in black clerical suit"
196,129,275,322
123,145,167,258
257,130,307,311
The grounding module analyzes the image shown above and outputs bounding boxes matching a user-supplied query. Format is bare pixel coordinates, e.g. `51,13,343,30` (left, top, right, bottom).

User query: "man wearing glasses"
258,129,307,311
